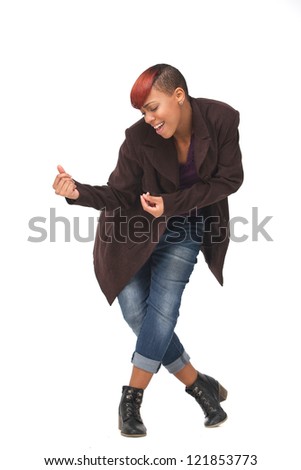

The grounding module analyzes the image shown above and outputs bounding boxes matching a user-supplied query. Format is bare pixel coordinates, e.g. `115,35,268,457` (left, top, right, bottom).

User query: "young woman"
53,64,243,437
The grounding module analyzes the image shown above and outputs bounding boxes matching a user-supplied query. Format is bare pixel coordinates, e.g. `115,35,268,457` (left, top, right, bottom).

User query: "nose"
144,112,155,125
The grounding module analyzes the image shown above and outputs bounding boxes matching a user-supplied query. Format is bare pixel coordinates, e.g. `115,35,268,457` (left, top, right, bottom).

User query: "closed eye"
141,105,159,116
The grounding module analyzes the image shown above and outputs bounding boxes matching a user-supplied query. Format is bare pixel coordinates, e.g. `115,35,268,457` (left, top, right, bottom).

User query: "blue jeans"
117,214,203,374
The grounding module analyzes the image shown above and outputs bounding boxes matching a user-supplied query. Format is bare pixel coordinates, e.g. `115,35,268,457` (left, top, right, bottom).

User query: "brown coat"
69,97,243,305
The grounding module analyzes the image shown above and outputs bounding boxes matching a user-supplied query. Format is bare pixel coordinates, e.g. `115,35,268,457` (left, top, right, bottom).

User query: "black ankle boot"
118,386,147,437
185,372,228,427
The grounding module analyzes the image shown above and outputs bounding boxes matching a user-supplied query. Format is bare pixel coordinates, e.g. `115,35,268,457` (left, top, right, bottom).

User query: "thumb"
57,164,66,174
145,194,158,203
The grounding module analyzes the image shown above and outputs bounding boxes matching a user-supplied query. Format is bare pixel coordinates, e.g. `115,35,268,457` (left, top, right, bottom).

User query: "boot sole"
205,415,228,428
120,432,147,438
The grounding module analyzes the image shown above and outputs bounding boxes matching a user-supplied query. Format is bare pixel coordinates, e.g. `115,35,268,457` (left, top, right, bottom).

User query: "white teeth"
154,122,164,129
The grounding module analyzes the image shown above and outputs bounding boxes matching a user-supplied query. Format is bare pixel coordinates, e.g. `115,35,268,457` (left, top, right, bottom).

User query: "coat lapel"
142,129,180,189
190,98,212,175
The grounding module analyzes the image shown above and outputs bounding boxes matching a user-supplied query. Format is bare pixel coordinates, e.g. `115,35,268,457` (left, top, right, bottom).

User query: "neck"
174,100,193,145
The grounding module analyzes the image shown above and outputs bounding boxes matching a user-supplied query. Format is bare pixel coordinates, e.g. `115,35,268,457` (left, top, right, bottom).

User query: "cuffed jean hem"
164,351,191,374
131,352,161,373
131,350,191,374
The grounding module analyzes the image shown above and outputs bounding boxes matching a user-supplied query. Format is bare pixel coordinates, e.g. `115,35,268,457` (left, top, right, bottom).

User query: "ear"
174,87,186,105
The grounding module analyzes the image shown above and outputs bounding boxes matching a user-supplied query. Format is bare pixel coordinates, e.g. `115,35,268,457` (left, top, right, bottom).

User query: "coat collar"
142,97,211,189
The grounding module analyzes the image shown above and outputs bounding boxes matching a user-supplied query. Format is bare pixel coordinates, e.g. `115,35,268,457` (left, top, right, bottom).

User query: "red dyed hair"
130,65,161,109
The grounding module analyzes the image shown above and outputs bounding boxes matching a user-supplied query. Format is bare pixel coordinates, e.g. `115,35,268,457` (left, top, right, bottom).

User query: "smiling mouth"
154,122,165,132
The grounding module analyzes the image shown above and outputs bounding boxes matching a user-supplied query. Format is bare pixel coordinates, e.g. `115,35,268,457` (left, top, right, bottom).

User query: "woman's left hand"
140,192,164,218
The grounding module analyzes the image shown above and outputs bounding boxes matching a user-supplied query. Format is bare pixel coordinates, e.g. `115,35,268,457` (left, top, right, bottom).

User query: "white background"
1,0,300,468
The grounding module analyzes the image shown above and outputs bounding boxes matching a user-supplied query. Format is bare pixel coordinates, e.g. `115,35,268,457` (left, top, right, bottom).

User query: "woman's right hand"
52,165,80,200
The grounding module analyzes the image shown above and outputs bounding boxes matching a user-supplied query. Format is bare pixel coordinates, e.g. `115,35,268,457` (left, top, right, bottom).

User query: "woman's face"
140,87,184,139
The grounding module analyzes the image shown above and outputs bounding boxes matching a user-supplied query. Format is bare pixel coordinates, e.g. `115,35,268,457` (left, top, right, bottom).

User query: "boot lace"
192,385,217,417
124,389,143,421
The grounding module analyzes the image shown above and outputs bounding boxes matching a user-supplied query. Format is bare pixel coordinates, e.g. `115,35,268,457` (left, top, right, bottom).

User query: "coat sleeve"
66,135,143,211
162,111,243,216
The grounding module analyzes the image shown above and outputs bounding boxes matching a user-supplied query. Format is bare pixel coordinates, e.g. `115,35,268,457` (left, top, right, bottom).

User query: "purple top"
178,135,200,189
